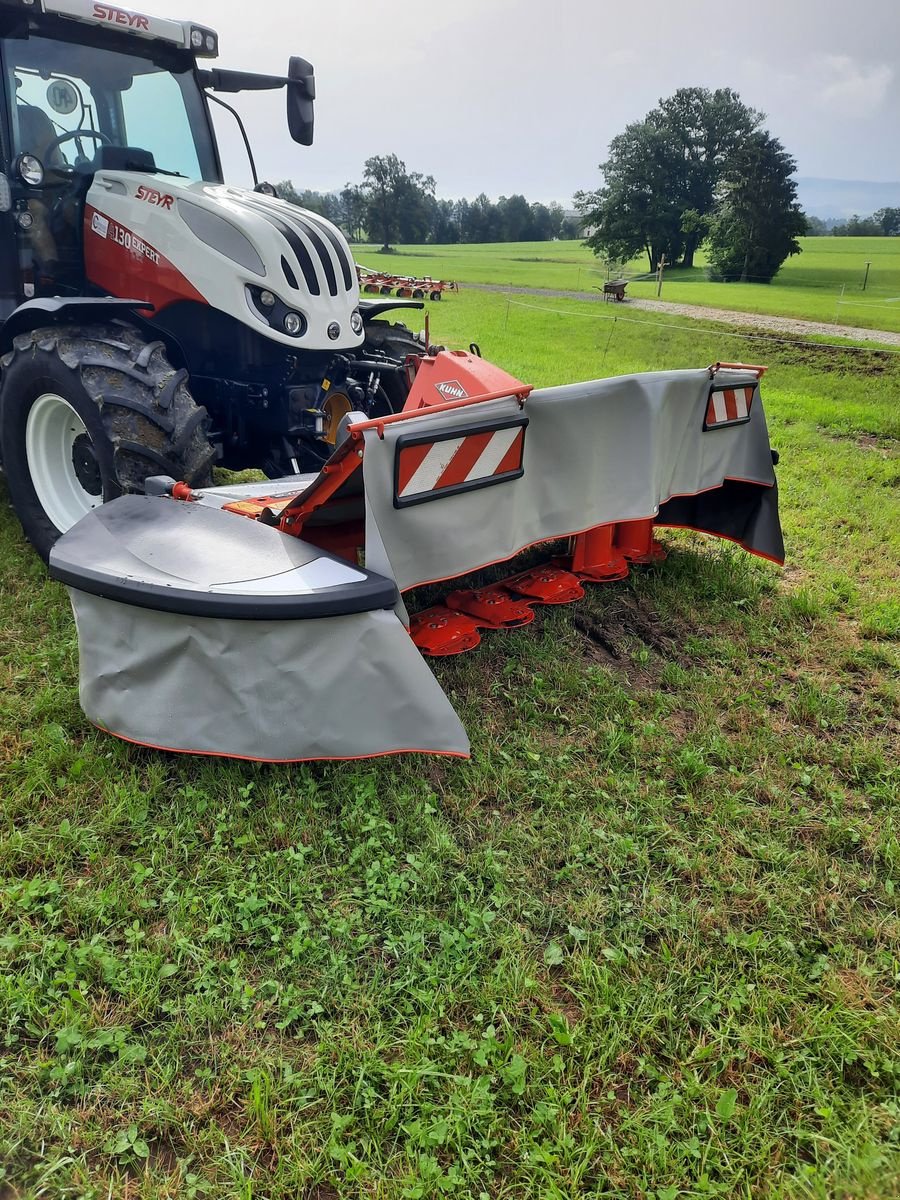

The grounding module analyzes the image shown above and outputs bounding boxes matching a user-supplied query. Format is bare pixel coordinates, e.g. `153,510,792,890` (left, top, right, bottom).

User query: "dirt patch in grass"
822,429,899,454
573,592,691,671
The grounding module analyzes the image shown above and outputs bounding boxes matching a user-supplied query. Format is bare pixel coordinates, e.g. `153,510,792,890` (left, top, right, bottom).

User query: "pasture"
1,288,898,1198
355,237,900,334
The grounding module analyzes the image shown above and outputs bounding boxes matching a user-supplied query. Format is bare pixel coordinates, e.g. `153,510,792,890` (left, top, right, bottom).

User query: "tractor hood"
84,172,363,351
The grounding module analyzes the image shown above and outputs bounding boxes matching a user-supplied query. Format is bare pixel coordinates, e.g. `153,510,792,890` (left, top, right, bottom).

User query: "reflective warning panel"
705,383,757,431
394,417,528,509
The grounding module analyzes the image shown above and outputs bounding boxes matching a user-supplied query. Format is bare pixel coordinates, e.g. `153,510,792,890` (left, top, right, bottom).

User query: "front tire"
0,324,215,561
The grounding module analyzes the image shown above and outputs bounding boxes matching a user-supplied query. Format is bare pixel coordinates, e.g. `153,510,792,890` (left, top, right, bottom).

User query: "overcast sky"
151,0,899,201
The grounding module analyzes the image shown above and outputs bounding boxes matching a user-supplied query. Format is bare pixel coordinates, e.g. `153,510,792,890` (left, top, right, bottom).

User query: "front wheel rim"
25,392,104,534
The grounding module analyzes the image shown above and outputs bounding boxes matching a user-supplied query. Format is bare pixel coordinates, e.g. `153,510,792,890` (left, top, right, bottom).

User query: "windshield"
2,33,219,182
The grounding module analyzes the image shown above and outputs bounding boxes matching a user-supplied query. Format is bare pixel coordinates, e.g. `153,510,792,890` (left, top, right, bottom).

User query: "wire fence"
499,295,900,357
560,261,900,294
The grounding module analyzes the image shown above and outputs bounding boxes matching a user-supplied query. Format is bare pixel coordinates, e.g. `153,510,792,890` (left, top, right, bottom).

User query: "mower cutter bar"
409,523,668,656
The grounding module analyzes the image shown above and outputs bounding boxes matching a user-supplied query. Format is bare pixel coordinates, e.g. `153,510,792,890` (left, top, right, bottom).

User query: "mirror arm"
198,68,289,93
205,91,259,187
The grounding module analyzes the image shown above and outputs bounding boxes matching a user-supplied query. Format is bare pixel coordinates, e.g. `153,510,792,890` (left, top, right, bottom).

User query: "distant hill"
795,177,900,221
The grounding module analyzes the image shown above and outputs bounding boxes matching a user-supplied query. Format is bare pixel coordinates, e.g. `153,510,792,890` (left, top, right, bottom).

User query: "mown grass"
355,237,900,334
1,290,898,1198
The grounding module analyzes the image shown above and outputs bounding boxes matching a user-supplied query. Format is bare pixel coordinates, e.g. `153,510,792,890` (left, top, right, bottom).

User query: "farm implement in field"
50,350,784,762
358,266,458,301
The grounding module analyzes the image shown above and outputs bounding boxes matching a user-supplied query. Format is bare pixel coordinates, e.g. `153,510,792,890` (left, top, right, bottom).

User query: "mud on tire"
0,323,215,560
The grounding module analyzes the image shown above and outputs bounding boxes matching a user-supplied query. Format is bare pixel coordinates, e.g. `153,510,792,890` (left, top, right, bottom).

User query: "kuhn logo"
92,4,151,31
136,185,174,210
435,380,469,401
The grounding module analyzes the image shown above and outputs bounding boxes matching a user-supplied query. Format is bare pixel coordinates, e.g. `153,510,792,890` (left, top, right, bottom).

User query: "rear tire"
0,323,215,561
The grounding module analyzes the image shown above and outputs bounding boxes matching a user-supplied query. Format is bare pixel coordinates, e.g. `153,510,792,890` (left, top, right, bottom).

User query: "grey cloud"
149,0,899,199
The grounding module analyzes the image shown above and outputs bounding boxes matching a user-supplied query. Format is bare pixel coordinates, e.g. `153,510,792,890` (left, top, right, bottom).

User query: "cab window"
3,33,219,182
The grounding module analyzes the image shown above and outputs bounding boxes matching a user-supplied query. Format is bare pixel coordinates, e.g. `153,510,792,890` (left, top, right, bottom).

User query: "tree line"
807,208,900,237
575,87,807,283
276,156,582,247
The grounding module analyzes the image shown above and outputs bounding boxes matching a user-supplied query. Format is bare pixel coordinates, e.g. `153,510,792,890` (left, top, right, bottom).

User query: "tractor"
0,0,423,559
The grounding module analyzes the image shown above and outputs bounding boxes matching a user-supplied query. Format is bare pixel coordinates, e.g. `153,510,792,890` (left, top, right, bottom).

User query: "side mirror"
287,56,315,147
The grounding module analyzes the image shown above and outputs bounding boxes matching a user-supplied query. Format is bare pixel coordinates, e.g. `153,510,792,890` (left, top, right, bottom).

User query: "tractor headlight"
17,154,44,187
246,286,307,337
190,25,219,57
350,309,363,336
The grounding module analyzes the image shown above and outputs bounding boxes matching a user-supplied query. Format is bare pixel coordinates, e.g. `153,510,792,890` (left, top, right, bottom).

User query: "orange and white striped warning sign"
394,418,527,508
705,385,756,430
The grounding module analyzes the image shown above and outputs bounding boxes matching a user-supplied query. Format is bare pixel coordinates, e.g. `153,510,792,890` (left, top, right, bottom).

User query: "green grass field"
1,290,898,1198
355,237,900,334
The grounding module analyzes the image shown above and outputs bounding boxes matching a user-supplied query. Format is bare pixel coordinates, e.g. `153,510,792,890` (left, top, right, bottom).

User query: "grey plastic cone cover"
361,368,780,594
68,594,470,761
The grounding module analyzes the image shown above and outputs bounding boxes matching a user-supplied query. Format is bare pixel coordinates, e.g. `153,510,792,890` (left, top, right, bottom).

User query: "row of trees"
807,208,900,237
575,88,807,283
277,156,581,248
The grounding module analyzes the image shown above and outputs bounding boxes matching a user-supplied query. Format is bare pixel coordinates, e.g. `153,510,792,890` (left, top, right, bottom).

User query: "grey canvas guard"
51,496,470,759
65,596,470,760
360,368,780,595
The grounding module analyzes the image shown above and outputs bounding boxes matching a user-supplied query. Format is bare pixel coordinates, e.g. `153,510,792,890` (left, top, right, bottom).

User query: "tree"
339,184,367,243
576,117,685,272
832,213,882,237
706,132,806,282
496,194,533,241
577,88,762,272
874,207,900,236
805,214,830,236
276,182,341,224
428,198,460,244
361,154,435,250
559,213,583,240
653,88,761,267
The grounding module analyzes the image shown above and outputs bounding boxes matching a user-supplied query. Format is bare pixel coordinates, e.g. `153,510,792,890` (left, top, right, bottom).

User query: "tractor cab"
3,30,220,299
0,0,313,308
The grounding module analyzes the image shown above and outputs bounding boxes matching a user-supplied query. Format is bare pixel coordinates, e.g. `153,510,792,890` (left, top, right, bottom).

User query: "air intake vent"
281,257,299,290
290,215,338,297
303,213,355,293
